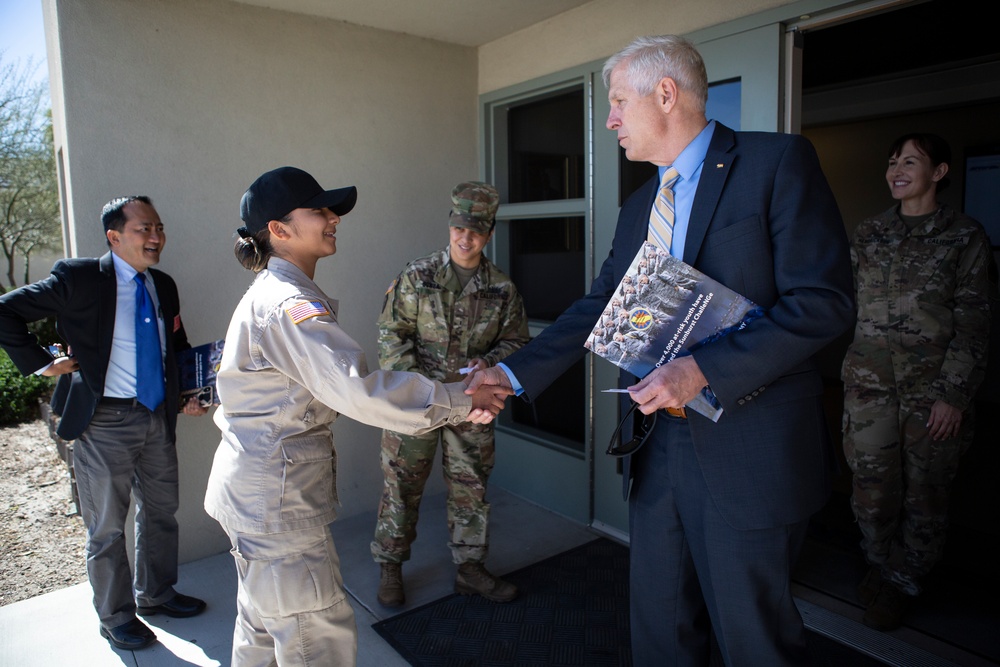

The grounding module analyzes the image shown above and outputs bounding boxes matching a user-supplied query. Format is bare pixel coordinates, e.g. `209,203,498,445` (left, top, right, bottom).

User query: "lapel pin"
716,163,724,168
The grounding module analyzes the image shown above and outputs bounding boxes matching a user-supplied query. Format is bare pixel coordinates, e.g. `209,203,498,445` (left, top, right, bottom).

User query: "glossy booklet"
177,338,225,408
584,242,762,422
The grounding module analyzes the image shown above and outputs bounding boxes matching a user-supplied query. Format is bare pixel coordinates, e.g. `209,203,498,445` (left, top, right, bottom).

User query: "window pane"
497,87,588,452
505,356,586,448
507,216,585,322
706,79,741,131
508,88,585,202
618,150,657,206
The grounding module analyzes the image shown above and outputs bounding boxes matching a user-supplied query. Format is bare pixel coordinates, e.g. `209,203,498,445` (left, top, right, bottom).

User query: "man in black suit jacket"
0,196,208,651
468,36,854,665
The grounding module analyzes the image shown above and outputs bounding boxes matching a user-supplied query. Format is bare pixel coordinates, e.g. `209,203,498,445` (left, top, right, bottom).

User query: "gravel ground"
0,418,87,606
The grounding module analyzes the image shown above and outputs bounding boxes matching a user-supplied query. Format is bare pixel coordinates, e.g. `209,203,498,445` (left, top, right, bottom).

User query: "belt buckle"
665,406,687,419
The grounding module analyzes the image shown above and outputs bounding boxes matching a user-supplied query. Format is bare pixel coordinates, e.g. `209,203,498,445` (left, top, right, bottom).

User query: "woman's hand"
926,400,962,441
464,368,514,424
466,358,488,372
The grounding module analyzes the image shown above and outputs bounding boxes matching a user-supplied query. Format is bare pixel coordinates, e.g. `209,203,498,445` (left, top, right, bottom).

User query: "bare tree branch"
0,52,61,293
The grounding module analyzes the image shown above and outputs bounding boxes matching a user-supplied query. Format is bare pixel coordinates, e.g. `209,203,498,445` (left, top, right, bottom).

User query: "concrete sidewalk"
0,488,597,666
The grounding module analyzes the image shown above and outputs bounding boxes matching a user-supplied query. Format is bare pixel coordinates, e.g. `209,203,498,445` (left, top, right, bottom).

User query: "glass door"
483,75,594,523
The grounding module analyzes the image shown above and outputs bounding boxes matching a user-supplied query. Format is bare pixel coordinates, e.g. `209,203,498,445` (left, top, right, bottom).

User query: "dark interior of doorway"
798,1,1000,660
802,0,1000,90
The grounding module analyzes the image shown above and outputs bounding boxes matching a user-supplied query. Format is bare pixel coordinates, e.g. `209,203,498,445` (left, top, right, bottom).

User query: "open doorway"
795,0,1000,661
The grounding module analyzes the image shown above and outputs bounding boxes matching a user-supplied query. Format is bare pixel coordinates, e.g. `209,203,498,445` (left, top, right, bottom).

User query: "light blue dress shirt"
660,120,714,258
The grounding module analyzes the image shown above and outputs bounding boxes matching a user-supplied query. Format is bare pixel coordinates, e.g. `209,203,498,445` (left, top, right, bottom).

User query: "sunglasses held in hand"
606,402,658,458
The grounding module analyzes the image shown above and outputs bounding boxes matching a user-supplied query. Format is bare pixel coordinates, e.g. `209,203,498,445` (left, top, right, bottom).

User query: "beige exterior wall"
477,0,796,95
45,0,478,562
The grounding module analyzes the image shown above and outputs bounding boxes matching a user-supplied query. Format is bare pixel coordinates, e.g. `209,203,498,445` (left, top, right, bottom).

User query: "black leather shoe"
100,618,157,650
137,592,207,618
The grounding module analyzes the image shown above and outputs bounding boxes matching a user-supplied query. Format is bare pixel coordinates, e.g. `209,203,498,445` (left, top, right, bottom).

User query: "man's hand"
926,399,962,441
40,356,79,377
627,356,707,414
464,357,488,374
181,395,209,416
464,366,514,424
465,365,513,393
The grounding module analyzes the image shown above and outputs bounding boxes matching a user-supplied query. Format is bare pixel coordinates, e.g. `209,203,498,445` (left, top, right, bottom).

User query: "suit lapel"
683,124,736,265
623,177,658,277
98,253,117,368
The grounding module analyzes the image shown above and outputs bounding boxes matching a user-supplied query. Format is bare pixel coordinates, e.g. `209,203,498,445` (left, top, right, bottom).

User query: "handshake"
459,361,515,425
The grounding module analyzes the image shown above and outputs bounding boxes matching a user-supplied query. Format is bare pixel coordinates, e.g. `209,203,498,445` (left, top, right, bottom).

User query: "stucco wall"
47,0,478,562
477,0,796,95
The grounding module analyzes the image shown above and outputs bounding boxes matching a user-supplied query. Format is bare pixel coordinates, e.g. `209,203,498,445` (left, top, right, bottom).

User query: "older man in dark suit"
0,196,207,651
468,35,854,665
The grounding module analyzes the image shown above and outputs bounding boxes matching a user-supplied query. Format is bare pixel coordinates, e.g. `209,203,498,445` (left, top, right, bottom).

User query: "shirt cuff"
497,362,524,396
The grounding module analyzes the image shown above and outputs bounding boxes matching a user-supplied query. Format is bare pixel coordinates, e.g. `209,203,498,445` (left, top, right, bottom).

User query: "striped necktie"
647,167,681,252
134,273,165,411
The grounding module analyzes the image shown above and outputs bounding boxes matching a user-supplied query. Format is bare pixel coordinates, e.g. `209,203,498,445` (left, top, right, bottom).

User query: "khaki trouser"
225,525,357,667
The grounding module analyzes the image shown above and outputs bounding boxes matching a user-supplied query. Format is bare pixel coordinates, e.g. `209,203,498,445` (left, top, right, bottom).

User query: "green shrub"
0,348,54,425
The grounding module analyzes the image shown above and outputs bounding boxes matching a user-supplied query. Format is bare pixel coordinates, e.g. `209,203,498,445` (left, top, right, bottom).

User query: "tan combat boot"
377,563,405,607
455,562,517,602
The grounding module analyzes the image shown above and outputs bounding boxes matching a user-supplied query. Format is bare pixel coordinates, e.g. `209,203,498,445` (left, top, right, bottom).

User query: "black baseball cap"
239,166,357,235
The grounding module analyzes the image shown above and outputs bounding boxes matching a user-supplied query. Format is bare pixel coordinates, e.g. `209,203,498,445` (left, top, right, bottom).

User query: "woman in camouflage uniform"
371,182,529,608
842,134,993,631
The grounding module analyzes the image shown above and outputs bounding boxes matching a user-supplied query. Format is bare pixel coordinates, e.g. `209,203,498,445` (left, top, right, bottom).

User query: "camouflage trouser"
842,386,966,595
370,421,495,565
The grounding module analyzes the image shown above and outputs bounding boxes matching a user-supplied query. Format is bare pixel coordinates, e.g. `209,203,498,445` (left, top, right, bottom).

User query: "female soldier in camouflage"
371,181,529,608
842,134,994,631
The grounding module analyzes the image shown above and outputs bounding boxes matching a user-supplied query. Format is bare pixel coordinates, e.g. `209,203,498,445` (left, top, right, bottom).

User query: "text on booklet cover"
584,242,762,422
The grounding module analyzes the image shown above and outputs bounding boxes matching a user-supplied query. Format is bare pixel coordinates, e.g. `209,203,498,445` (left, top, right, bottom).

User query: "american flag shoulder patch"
286,300,330,324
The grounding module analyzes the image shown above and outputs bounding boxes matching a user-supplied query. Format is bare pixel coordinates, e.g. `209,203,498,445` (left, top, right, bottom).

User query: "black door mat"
373,538,630,666
373,537,893,666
